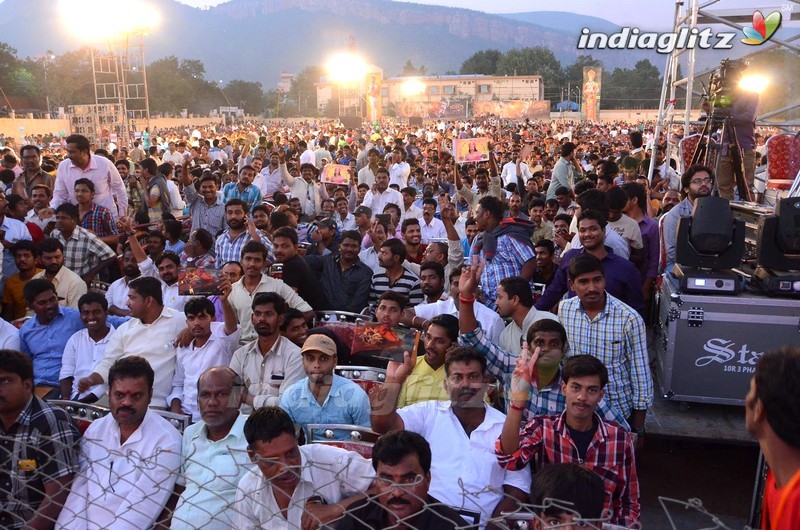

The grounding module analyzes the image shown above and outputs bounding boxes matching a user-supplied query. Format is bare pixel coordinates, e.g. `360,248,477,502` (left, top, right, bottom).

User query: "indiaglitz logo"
695,338,763,373
578,9,783,54
741,10,782,45
577,27,736,54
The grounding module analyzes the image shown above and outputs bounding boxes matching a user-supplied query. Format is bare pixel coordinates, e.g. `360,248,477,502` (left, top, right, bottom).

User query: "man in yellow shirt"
396,314,458,408
2,240,41,321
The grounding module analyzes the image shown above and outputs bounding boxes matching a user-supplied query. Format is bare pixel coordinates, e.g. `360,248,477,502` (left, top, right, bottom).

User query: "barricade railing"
1,430,756,530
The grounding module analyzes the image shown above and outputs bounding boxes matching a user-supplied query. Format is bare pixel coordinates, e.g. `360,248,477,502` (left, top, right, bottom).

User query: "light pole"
39,53,55,118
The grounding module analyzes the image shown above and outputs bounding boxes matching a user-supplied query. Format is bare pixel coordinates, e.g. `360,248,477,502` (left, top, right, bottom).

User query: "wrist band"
459,295,476,304
509,403,526,412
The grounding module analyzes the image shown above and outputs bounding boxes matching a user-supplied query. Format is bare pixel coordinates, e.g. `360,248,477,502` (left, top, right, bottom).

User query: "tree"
399,60,426,77
224,80,265,115
5,67,37,97
287,66,323,116
563,55,603,90
0,42,20,88
496,47,564,87
603,59,662,109
460,49,502,75
147,56,195,114
40,49,94,109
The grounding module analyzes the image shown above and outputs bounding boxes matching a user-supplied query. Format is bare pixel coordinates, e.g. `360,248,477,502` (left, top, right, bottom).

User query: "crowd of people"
0,116,796,530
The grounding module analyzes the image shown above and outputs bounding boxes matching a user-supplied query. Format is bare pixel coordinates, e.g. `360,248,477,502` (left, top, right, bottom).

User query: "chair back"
48,400,110,434
766,133,800,189
303,423,380,459
678,134,701,174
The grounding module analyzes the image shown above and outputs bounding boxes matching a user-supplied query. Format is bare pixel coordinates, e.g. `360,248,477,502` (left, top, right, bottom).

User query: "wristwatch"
634,428,646,438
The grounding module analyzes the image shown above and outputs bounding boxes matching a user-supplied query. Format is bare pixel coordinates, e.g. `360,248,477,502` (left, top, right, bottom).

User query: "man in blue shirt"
536,210,644,314
222,165,262,213
279,334,370,441
19,278,126,398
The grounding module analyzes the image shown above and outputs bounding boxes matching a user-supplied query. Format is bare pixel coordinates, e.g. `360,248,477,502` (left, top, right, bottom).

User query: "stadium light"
739,74,770,94
400,78,426,97
58,0,160,42
325,52,368,84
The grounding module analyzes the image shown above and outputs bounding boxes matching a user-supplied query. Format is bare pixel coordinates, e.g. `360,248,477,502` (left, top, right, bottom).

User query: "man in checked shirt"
496,354,640,528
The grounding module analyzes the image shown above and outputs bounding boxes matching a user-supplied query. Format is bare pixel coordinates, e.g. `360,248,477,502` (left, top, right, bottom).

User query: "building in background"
316,74,545,120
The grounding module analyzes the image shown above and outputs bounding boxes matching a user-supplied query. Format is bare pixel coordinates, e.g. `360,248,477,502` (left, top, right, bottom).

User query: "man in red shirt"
746,347,800,530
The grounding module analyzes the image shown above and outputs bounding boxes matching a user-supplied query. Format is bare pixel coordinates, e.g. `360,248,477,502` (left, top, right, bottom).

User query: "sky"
176,0,789,27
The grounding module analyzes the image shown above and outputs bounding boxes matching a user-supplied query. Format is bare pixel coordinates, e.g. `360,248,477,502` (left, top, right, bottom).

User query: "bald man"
170,367,251,530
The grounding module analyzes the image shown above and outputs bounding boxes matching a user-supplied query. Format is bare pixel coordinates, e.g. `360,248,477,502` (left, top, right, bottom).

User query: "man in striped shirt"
368,238,423,310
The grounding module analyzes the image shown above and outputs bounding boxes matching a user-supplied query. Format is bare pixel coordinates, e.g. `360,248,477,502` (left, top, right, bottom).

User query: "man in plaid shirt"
469,196,537,311
74,178,119,248
50,203,117,278
496,354,640,528
0,349,80,529
558,253,653,437
457,258,628,427
214,199,272,270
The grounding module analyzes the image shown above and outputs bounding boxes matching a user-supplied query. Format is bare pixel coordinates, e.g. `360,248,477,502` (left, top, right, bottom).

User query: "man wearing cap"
279,334,371,441
305,216,339,257
353,205,372,239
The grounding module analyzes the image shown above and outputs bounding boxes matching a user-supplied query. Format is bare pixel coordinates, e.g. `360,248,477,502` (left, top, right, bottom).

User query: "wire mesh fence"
1,426,760,530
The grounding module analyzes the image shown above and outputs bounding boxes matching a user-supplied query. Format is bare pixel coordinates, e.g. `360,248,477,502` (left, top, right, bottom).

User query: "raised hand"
385,351,415,384
512,343,541,390
459,257,484,298
217,278,232,302
438,193,453,220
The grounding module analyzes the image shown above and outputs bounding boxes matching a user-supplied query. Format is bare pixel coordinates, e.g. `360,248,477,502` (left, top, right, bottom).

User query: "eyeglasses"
690,177,713,185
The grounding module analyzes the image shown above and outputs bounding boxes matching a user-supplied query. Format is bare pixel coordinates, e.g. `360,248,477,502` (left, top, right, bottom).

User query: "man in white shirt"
500,152,533,188
228,241,313,343
230,292,304,413
51,134,128,219
655,145,680,190
281,157,328,220
162,141,185,166
361,168,402,219
400,187,423,221
122,217,187,312
358,148,381,187
493,276,558,355
233,406,375,529
334,197,356,231
0,317,20,349
105,248,140,317
388,148,411,188
419,198,447,244
32,238,87,308
56,356,182,530
78,276,187,408
408,265,504,344
0,189,33,283
254,151,286,197
59,292,118,402
607,188,644,254
298,140,316,167
372,347,531,528
169,293,241,421
171,367,252,530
